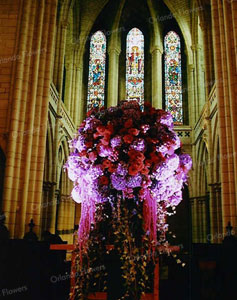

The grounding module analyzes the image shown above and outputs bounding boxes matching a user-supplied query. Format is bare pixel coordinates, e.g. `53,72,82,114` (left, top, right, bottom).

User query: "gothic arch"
197,138,208,196
163,0,192,62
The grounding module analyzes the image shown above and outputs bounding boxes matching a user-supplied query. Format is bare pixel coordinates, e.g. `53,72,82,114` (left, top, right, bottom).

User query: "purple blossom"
110,174,127,190
110,135,122,148
157,112,174,128
130,138,146,151
179,154,192,171
74,135,87,152
127,174,142,188
116,163,128,176
97,145,113,157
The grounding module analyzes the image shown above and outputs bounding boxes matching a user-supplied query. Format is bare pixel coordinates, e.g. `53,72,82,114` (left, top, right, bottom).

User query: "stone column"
107,47,120,107
196,44,206,113
187,64,196,124
74,65,84,127
150,46,163,109
3,0,57,238
211,0,237,233
64,59,73,111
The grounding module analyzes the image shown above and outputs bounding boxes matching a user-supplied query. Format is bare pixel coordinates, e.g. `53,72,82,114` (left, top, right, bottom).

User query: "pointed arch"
87,30,106,111
164,31,183,124
126,28,144,107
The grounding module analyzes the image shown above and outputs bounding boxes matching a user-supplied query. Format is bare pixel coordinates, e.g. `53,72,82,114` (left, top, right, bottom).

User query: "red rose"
102,159,111,169
97,125,106,135
141,167,149,175
101,133,110,146
128,149,145,162
108,164,116,173
79,150,87,157
128,165,139,176
132,160,144,171
105,123,114,135
128,128,140,136
124,119,133,128
93,132,101,139
149,152,165,164
85,141,93,148
100,175,109,185
144,160,151,168
123,134,134,144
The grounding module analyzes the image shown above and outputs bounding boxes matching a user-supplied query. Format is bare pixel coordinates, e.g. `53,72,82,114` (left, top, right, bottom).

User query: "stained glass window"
164,31,183,124
126,28,144,107
87,31,106,111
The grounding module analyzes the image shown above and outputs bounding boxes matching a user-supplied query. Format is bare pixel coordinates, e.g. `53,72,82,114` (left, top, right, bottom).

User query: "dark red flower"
141,166,149,175
100,175,109,185
101,134,110,145
128,128,140,136
124,119,133,128
150,152,164,164
128,165,139,176
79,150,87,157
102,159,112,169
132,160,144,171
105,123,114,135
123,134,134,144
97,125,106,135
128,149,145,162
85,141,93,148
108,164,116,173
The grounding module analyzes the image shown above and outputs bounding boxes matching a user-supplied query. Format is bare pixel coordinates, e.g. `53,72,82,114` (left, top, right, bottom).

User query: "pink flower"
88,151,97,162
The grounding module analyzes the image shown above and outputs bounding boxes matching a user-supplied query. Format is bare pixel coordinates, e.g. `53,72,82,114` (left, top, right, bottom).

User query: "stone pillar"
107,47,120,107
41,181,55,234
150,46,163,109
64,59,73,111
196,44,206,113
74,65,84,127
187,64,196,124
3,0,57,238
211,0,237,233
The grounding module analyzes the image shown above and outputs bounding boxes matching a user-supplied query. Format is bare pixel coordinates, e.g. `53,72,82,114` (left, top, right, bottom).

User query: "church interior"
0,0,237,299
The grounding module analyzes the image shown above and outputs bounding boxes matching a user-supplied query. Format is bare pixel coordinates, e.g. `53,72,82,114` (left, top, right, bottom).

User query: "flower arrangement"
65,100,192,299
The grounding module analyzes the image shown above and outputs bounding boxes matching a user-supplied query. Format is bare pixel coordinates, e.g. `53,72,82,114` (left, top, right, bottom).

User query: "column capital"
188,64,195,70
150,45,163,55
191,44,202,51
74,64,82,71
65,61,73,70
108,46,121,55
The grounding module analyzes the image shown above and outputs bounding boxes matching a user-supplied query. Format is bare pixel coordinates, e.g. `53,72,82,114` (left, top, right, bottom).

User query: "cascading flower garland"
65,100,192,299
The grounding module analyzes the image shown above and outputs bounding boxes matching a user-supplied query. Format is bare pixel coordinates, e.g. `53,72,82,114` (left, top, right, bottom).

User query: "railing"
60,101,75,136
208,83,216,106
49,83,76,138
174,126,192,144
49,82,59,108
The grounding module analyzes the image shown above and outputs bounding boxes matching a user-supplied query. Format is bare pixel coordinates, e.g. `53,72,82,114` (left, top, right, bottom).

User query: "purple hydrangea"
126,174,142,188
130,138,146,151
110,135,122,148
116,163,128,176
110,174,127,190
